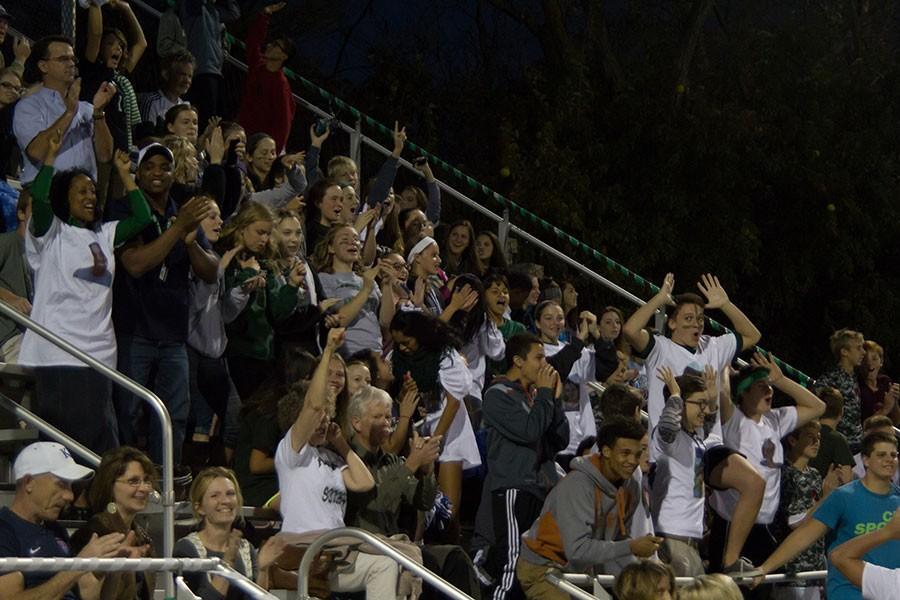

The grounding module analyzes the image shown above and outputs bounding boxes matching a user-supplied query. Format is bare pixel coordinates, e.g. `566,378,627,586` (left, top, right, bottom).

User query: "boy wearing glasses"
652,365,720,576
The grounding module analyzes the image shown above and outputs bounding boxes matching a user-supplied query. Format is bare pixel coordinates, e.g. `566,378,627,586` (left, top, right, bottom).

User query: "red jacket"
237,13,296,152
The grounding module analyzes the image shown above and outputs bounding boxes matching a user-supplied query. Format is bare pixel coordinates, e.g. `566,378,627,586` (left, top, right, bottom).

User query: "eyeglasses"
383,262,409,271
115,477,154,488
44,55,79,65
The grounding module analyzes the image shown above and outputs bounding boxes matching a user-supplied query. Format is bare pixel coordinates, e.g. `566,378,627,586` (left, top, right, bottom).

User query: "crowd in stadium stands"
1,2,899,599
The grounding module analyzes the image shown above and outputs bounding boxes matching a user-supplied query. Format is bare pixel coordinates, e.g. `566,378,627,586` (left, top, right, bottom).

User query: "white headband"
407,236,437,265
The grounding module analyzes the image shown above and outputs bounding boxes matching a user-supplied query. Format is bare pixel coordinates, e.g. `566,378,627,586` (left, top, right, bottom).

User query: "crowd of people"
0,2,899,600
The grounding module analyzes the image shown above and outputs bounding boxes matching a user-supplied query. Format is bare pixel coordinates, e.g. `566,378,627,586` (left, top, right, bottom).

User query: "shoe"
723,556,763,578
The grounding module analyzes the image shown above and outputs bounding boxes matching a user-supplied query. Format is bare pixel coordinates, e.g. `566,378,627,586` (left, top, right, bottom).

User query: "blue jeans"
115,334,189,464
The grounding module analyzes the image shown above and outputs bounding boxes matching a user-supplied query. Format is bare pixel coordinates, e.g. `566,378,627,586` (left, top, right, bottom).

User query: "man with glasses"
0,442,129,599
12,35,117,186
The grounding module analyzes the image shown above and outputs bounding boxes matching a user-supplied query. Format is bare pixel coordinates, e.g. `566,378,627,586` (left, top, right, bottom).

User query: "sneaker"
723,556,763,578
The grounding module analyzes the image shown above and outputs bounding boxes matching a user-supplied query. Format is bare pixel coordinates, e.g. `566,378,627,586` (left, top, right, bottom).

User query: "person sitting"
275,328,405,598
174,466,287,598
70,446,158,600
0,442,128,600
517,418,662,598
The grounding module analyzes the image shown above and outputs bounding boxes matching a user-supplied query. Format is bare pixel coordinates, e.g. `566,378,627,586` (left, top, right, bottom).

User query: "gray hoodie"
519,454,643,575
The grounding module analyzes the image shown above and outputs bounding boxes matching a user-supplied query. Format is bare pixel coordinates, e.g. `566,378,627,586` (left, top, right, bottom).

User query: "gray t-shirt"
318,271,382,356
0,231,30,345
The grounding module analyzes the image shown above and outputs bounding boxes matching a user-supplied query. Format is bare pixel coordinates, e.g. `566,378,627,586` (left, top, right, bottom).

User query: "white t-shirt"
651,427,708,538
275,433,348,535
461,320,505,400
711,406,798,524
544,341,597,456
863,563,900,599
422,349,482,469
20,217,118,368
642,333,740,460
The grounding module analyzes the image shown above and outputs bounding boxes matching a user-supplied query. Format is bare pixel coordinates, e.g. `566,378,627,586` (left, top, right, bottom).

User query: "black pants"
710,511,778,599
34,366,119,457
485,488,543,600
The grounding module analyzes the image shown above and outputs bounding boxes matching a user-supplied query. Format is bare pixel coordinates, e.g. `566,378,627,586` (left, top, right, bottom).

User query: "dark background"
12,0,900,381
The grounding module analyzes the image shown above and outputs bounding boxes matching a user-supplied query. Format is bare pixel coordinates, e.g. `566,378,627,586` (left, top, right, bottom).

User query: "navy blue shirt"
110,196,197,343
0,507,77,600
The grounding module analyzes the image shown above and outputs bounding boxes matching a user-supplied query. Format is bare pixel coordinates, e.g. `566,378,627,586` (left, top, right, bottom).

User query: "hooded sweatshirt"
482,377,570,499
519,454,643,575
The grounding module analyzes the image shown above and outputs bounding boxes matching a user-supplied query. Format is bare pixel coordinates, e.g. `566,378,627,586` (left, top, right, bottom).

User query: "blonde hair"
614,560,674,600
219,201,275,259
163,135,199,184
189,467,244,524
829,328,864,361
327,155,358,182
311,224,358,273
677,574,742,600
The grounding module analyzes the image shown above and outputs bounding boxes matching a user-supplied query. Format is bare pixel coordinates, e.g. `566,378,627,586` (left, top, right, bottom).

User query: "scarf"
113,73,141,150
392,347,444,411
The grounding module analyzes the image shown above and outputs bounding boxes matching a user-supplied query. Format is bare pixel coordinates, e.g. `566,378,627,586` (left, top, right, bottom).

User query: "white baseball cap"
137,143,175,169
13,442,95,482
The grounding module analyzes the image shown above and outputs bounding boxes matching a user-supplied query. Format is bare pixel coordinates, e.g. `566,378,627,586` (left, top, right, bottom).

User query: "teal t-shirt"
813,479,900,599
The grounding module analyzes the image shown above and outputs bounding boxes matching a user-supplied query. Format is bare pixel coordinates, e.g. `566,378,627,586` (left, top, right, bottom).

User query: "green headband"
734,368,770,398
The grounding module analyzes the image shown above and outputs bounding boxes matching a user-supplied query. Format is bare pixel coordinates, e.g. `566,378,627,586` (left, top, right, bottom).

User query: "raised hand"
697,273,729,309
65,78,82,114
449,284,478,311
175,195,213,235
362,264,380,288
45,128,63,163
415,158,435,181
656,366,680,397
326,327,346,351
263,1,287,15
392,121,407,157
399,374,420,419
310,122,331,148
749,351,784,385
257,535,287,570
14,36,31,64
206,126,225,165
280,151,306,170
407,431,442,473
655,272,675,306
287,259,307,287
92,81,118,111
113,149,132,175
703,365,718,405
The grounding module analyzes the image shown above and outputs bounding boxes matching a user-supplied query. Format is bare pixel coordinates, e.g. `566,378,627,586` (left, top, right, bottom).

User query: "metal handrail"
0,300,176,599
560,569,828,587
296,527,473,600
0,391,100,467
0,557,278,600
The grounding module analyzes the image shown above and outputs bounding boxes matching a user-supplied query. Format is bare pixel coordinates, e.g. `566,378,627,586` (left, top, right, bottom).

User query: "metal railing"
0,300,177,599
0,557,277,600
296,527,474,600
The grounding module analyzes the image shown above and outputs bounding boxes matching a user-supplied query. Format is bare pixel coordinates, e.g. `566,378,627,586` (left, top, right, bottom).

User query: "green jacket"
224,261,298,360
345,439,437,536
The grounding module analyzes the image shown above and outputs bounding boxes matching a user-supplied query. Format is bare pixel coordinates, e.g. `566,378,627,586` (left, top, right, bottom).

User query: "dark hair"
268,36,295,62
102,28,128,55
447,273,487,344
576,435,597,457
534,300,563,326
305,178,340,227
597,417,646,452
163,103,197,127
49,168,99,224
160,49,195,81
663,375,706,402
443,220,484,275
507,270,534,292
349,349,380,384
27,35,73,84
666,293,705,337
538,277,561,304
506,332,543,363
88,446,158,513
276,381,310,433
816,386,844,420
482,271,509,291
389,310,461,352
864,415,895,433
861,431,898,457
599,384,642,421
476,230,508,271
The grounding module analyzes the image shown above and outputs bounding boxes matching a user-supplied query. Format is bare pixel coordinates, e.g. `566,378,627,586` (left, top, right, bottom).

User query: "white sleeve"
567,348,595,384
480,320,506,361
862,562,900,599
275,431,314,470
774,406,799,438
439,350,473,399
25,216,62,270
713,333,740,370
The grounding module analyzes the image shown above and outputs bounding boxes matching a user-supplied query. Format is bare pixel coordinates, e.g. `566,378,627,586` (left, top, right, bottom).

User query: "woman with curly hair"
220,200,305,399
390,310,482,542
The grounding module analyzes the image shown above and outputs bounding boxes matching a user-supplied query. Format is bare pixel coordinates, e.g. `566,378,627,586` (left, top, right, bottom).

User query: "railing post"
350,119,363,187
654,307,666,333
61,0,76,40
498,208,511,255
